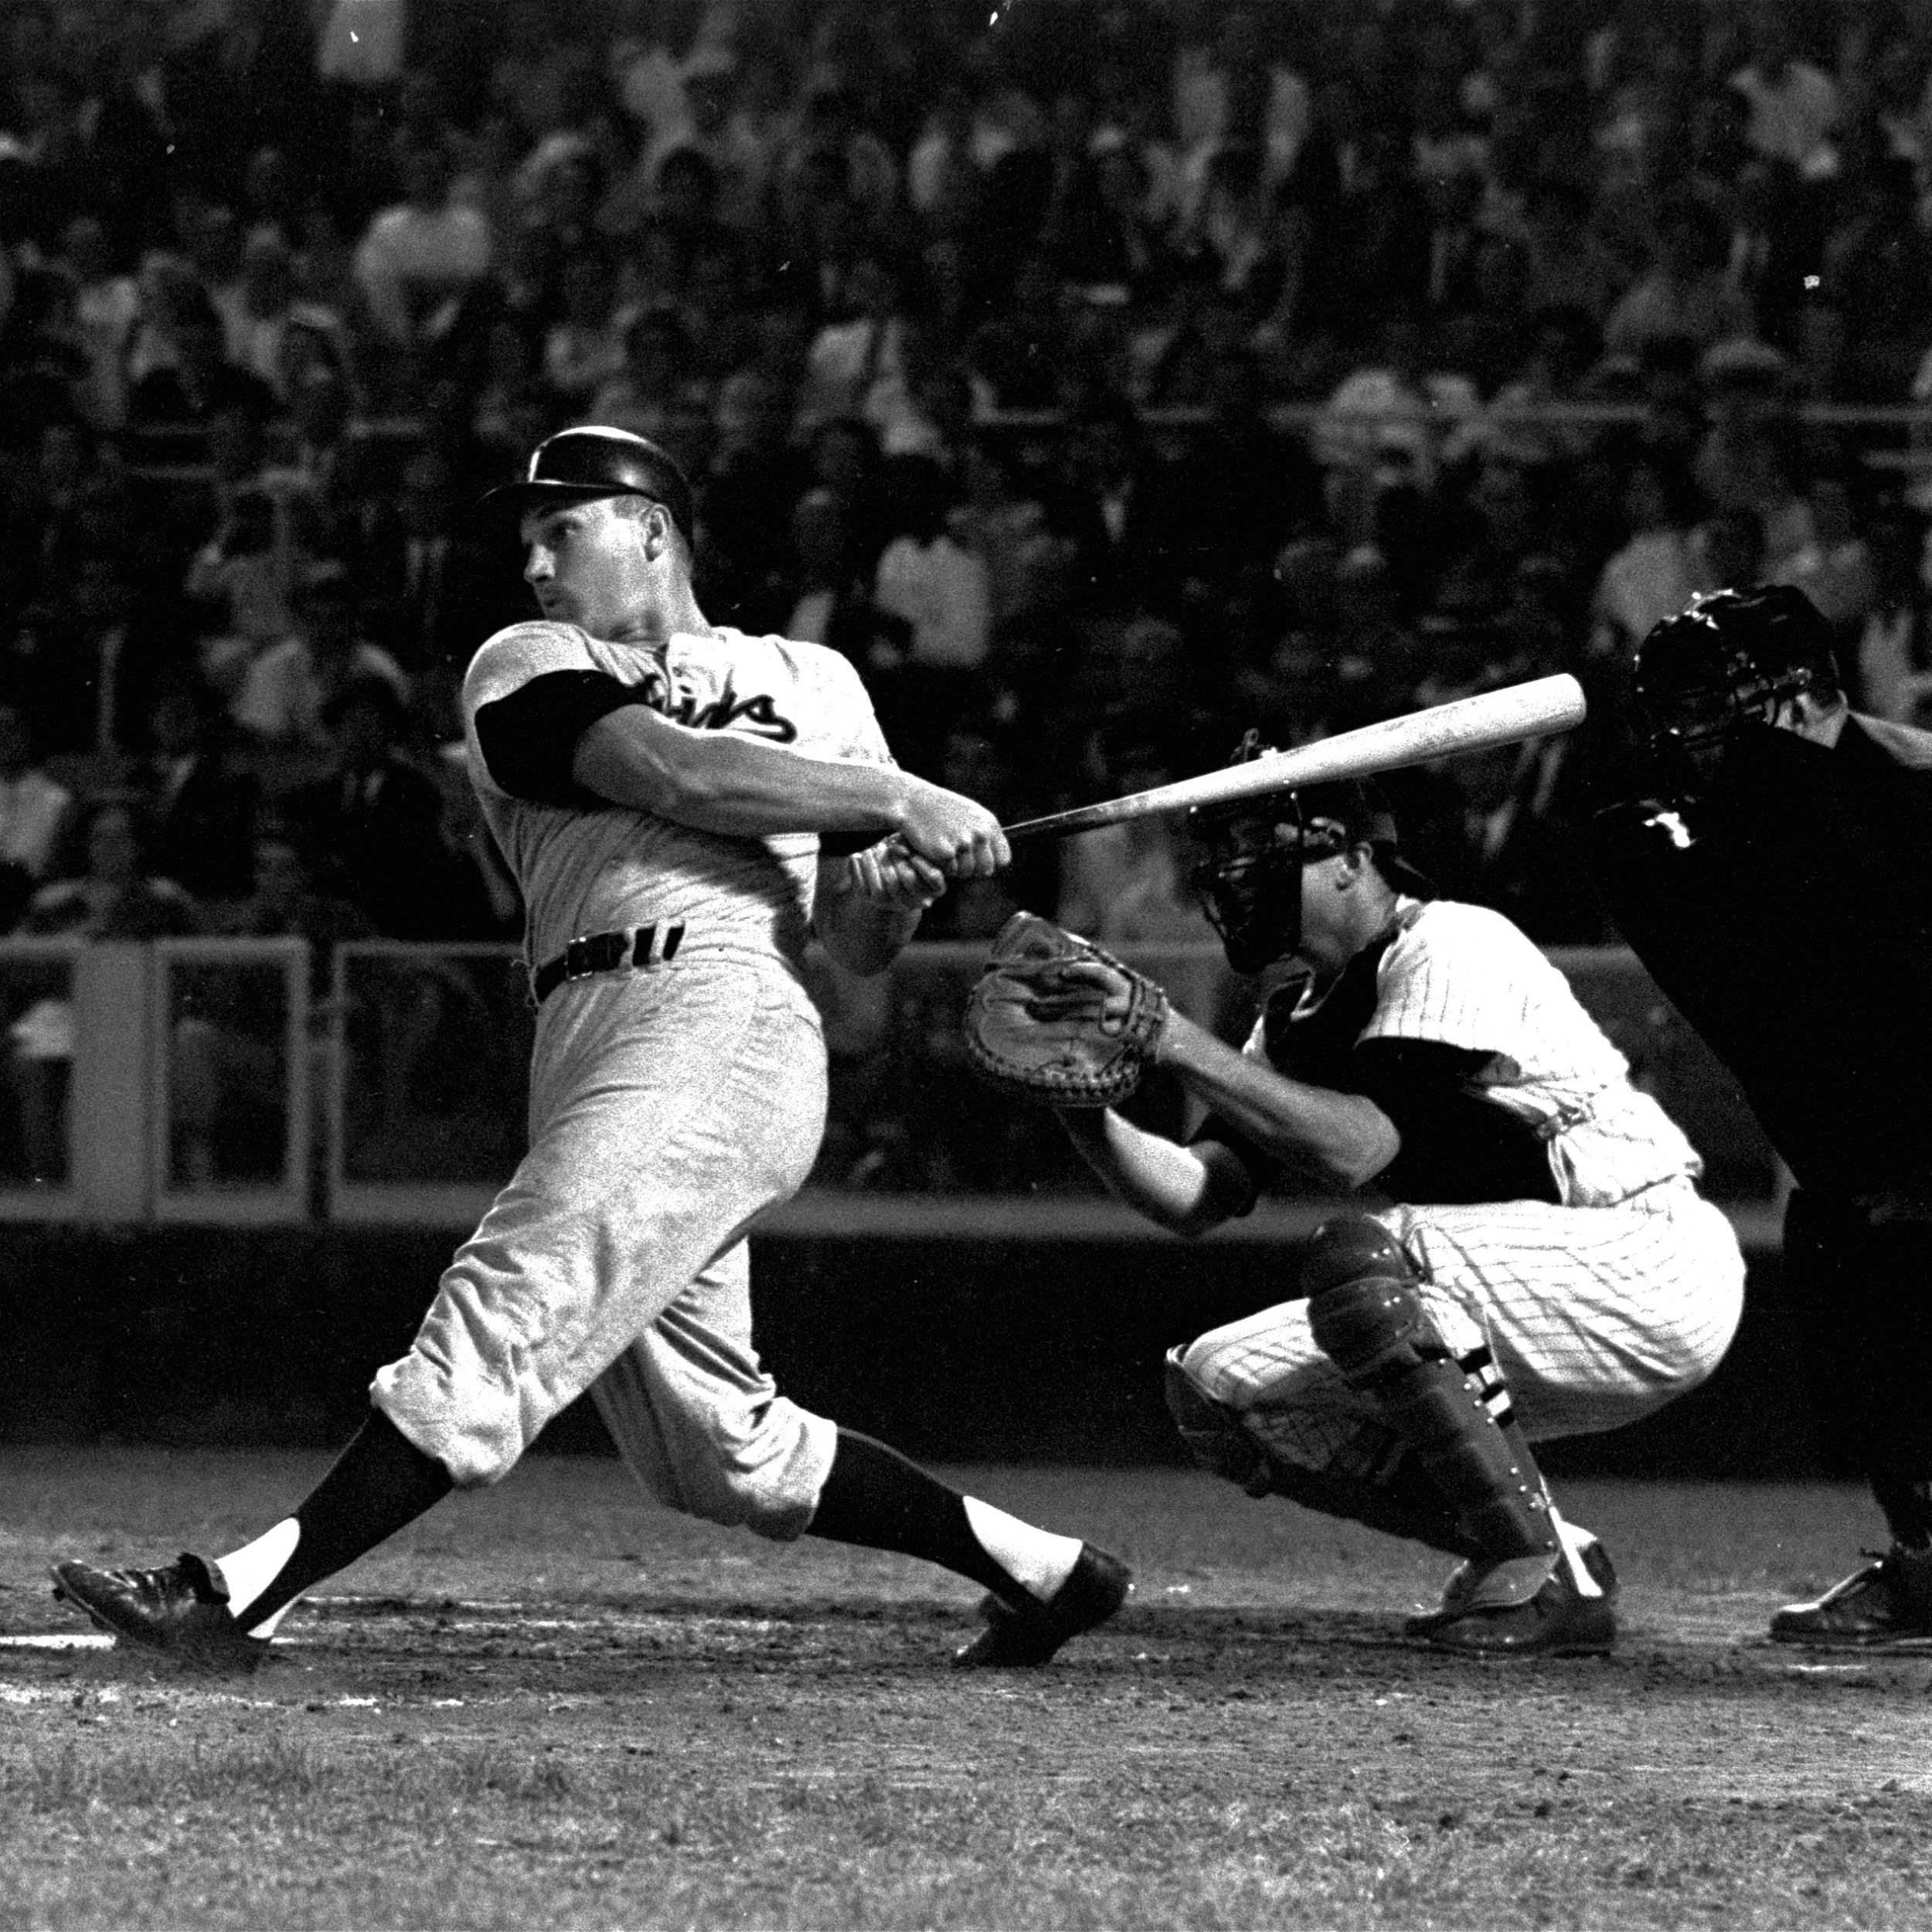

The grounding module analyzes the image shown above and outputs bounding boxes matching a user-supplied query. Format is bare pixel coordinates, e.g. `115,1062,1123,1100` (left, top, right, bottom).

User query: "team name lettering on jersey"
644,669,798,743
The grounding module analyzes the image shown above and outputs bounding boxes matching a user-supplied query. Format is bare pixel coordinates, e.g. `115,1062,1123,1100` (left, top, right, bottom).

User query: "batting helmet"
1187,733,1434,974
480,423,696,546
1632,584,1842,762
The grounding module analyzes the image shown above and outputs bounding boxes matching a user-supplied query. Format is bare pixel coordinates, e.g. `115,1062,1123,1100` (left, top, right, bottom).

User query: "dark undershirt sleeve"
1185,1038,1559,1211
472,669,649,806
1352,1038,1561,1205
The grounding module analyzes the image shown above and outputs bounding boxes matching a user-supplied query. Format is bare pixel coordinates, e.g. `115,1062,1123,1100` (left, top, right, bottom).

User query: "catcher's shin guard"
1302,1216,1558,1560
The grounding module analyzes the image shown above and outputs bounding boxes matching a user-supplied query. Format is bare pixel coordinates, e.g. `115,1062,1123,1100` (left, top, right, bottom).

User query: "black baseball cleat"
1769,1546,1932,1647
49,1553,271,1674
1412,1539,1619,1658
951,1545,1132,1668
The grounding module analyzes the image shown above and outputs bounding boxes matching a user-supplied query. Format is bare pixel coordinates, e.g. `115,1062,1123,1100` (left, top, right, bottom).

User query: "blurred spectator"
185,485,292,702
968,251,1074,410
353,444,499,683
0,702,75,933
16,796,201,940
793,252,916,442
1040,393,1184,614
1775,473,1876,638
588,301,709,449
352,133,492,397
286,673,467,940
141,675,262,909
1855,506,1932,723
1603,196,1757,359
1687,503,1768,599
539,247,626,410
696,366,816,625
1590,456,1699,664
774,485,908,672
54,214,138,428
1312,311,1481,523
5,795,201,1182
1820,157,1932,401
233,560,408,754
1721,158,1825,352
1729,7,1840,179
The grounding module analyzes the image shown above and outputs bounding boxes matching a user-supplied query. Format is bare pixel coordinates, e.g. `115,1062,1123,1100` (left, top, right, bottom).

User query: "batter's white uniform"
372,618,887,1534
1175,898,1747,1478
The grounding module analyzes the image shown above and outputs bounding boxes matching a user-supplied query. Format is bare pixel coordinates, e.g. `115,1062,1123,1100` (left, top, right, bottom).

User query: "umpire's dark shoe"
50,1553,270,1674
951,1545,1132,1668
1770,1546,1932,1647
1419,1540,1618,1658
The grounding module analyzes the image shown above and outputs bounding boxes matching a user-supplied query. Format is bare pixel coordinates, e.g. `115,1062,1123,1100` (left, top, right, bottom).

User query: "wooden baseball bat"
1002,673,1587,843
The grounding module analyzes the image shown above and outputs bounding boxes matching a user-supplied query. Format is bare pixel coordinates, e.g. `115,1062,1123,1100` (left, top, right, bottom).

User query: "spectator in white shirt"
233,560,409,754
1730,8,1841,180
0,704,75,931
352,136,492,366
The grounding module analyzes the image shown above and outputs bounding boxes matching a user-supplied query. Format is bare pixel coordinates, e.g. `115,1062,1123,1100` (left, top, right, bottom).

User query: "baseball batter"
998,760,1744,1653
1594,584,1932,1644
51,425,1129,1671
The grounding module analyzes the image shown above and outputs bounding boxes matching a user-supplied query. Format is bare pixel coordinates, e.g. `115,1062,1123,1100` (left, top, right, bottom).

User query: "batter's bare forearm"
574,707,912,839
1058,1108,1243,1236
1156,1010,1399,1190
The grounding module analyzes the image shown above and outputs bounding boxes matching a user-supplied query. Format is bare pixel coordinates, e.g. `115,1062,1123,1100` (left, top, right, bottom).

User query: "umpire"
1592,583,1932,1644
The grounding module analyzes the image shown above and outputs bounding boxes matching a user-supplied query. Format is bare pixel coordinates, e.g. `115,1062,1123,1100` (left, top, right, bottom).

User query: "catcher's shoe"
1769,1546,1932,1647
951,1545,1131,1668
1413,1539,1618,1658
49,1553,270,1674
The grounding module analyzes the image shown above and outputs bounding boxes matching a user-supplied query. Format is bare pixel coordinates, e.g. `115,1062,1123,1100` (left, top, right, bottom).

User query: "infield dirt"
3,1449,1930,1930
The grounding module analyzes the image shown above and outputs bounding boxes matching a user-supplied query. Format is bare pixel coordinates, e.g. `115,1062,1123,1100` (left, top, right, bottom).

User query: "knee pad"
1302,1215,1556,1560
1162,1352,1267,1491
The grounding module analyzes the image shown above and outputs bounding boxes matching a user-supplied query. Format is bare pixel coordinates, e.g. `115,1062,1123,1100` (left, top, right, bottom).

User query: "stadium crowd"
5,0,1932,970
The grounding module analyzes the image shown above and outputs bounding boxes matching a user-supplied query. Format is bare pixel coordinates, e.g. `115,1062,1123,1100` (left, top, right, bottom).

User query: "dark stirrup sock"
805,1429,1038,1610
233,1410,454,1631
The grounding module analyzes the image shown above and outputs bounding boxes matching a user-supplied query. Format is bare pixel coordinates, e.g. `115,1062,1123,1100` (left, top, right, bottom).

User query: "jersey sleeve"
804,640,895,767
464,623,637,806
1355,902,1537,1072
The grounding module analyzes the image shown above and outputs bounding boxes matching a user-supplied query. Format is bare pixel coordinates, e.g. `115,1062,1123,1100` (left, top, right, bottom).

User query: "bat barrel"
1003,674,1586,843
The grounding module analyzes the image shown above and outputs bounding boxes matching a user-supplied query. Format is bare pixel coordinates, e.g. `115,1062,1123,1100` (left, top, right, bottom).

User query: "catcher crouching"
964,762,1746,1654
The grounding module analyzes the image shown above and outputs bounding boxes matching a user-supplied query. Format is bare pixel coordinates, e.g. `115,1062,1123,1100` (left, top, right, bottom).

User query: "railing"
0,936,1777,1236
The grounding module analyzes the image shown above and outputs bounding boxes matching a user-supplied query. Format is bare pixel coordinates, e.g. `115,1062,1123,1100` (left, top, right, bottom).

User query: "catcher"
964,763,1746,1653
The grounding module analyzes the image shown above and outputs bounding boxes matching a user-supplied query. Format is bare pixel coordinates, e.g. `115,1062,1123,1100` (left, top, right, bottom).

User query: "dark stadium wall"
0,1223,1821,1480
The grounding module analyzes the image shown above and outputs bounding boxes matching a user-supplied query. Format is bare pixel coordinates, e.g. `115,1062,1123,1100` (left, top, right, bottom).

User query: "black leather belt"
532,922,686,1003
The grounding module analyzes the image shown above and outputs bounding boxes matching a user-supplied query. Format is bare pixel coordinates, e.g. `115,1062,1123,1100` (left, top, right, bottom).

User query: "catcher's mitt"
963,911,1170,1107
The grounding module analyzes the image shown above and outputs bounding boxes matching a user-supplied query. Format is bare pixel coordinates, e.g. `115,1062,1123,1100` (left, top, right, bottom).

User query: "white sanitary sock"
214,1518,301,1634
962,1496,1083,1602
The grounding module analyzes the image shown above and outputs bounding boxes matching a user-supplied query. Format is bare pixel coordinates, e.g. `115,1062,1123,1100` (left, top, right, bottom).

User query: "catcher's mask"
1187,736,1432,974
1633,584,1841,769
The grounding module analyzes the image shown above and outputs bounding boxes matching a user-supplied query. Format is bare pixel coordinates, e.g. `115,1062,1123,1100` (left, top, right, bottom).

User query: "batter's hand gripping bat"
1002,673,1587,843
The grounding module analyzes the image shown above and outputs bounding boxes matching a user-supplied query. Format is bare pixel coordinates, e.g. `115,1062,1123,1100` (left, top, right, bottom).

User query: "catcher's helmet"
480,424,695,545
1187,733,1433,974
1632,584,1841,760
